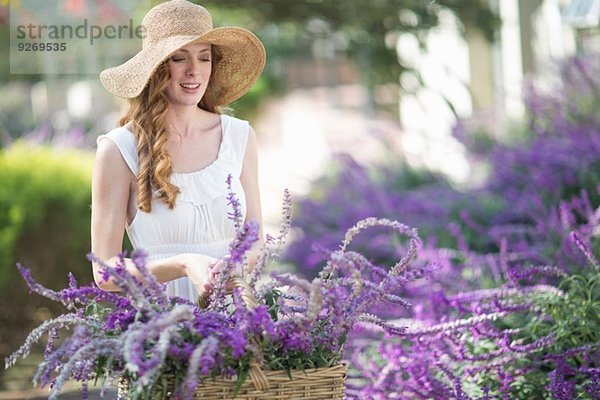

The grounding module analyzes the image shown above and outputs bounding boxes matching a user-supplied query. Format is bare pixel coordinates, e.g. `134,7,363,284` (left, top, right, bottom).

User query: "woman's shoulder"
96,123,138,175
222,113,250,144
98,122,135,144
221,113,250,158
222,113,250,130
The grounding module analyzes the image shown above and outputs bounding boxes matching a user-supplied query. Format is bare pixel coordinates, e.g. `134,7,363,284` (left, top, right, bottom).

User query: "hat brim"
99,27,265,105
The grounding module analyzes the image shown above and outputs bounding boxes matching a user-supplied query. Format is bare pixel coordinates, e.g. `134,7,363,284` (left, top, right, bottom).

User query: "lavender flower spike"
249,189,292,289
570,231,599,271
306,280,324,321
49,339,121,400
358,313,407,336
336,217,421,276
130,248,169,310
209,221,260,310
248,234,274,289
271,189,293,261
182,336,219,399
16,263,63,303
86,253,156,312
503,334,556,353
446,285,566,303
226,173,244,229
403,311,509,337
5,314,99,369
123,304,194,383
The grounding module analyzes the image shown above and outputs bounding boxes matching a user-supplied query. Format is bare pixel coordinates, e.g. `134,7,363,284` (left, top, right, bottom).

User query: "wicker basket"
118,277,348,399
118,363,347,399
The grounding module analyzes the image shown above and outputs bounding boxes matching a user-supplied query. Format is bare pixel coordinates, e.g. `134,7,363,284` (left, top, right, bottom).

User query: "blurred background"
1,0,599,397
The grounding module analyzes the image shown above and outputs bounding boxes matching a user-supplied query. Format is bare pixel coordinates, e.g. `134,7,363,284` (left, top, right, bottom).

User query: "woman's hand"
206,256,243,294
177,254,224,297
178,253,247,297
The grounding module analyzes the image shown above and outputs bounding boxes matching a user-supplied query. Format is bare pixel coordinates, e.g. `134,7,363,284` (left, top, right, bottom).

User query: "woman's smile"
180,82,202,93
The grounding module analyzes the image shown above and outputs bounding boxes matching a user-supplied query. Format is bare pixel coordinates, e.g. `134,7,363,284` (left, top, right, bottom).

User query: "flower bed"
282,55,600,398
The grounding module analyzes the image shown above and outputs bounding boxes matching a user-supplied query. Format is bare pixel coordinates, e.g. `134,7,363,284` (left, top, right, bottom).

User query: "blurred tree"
0,0,500,120
199,0,500,114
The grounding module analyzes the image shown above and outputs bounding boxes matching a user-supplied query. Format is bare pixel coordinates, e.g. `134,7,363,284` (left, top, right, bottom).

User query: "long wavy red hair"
118,45,224,213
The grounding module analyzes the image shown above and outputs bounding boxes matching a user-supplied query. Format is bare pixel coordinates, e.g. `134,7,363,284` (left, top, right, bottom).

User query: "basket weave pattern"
118,363,347,399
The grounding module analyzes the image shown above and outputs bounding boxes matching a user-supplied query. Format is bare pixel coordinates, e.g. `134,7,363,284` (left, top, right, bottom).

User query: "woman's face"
164,43,213,107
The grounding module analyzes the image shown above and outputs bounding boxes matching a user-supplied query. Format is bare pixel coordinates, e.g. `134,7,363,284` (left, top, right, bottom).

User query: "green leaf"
85,301,99,317
265,289,281,321
233,368,249,396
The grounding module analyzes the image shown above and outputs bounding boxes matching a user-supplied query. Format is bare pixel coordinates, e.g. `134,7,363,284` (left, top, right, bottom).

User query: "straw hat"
99,0,266,105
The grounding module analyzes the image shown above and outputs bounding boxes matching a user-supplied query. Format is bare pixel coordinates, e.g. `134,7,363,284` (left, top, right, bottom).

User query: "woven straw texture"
118,364,348,399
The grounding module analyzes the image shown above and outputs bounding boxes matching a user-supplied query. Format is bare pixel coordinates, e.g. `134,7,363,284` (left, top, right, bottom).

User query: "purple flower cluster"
346,234,599,399
5,178,426,399
282,55,600,399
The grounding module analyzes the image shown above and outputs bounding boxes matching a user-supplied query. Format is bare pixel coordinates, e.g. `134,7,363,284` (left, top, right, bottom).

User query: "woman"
92,0,265,301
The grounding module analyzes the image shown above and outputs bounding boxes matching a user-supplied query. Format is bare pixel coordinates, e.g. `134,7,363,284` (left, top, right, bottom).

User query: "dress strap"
96,125,138,175
222,114,250,176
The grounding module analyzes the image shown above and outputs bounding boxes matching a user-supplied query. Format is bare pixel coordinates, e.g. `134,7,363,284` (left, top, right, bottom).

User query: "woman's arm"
91,138,218,292
240,125,265,272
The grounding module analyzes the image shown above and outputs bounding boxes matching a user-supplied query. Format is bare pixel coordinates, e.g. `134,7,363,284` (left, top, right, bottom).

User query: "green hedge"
0,143,94,378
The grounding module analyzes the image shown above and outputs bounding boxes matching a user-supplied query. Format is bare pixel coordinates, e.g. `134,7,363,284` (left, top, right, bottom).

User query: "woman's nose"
186,59,200,76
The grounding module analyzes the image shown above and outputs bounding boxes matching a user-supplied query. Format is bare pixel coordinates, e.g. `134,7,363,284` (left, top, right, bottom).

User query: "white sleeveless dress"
96,114,249,301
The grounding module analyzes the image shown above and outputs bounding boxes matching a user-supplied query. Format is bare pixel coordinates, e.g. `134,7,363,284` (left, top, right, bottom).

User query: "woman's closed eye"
170,56,211,62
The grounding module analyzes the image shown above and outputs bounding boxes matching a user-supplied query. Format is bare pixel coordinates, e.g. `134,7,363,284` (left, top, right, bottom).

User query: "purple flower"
5,314,100,369
275,320,313,353
123,305,194,384
584,368,600,398
570,231,599,271
182,336,219,399
226,173,243,229
208,221,260,311
225,329,249,359
547,359,577,400
49,339,122,399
